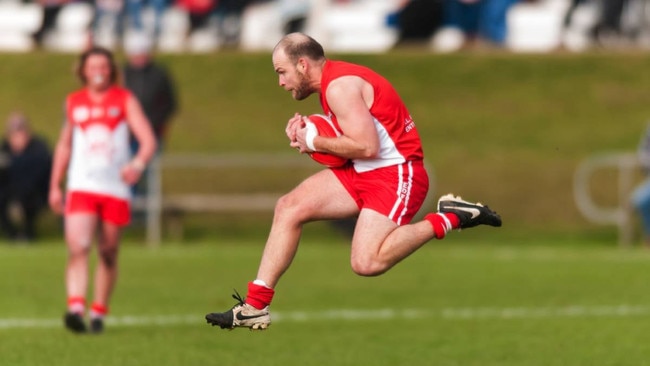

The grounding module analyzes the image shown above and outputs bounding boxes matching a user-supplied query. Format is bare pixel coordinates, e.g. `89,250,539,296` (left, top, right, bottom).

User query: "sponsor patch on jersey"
91,107,104,119
108,106,121,118
72,106,90,123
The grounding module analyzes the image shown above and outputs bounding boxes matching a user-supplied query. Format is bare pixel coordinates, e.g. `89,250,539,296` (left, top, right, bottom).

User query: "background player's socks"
89,303,108,333
90,302,108,318
67,296,85,314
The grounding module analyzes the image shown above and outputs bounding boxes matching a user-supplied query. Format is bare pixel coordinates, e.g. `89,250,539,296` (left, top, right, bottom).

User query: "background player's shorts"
65,191,131,226
332,160,429,226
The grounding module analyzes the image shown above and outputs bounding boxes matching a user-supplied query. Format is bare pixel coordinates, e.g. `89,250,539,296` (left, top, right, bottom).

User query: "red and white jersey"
319,60,424,173
65,86,133,200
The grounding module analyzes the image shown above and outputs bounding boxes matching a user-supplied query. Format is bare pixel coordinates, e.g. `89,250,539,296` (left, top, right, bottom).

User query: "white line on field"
1,305,648,330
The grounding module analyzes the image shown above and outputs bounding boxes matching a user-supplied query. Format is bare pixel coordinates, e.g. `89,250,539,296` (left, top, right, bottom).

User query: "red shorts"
65,191,131,226
332,160,429,225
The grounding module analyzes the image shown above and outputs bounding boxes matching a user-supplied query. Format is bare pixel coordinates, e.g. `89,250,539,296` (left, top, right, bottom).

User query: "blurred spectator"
124,0,170,38
0,112,52,242
33,0,71,47
176,0,217,33
123,32,177,148
392,0,444,45
563,0,587,28
92,0,125,47
122,32,177,197
213,0,257,45
441,0,519,47
279,0,310,34
631,122,650,246
592,0,628,46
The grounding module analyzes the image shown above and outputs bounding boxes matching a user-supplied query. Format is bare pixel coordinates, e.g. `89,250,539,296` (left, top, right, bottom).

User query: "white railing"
135,152,435,247
133,152,319,247
573,152,641,246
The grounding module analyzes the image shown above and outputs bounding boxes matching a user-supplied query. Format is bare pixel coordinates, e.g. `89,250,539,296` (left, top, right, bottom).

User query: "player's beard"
292,70,312,101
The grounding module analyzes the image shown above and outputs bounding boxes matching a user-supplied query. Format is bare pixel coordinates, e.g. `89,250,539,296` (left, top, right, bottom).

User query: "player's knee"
67,247,89,260
99,253,118,268
98,247,119,267
350,257,387,277
66,237,92,256
274,193,312,222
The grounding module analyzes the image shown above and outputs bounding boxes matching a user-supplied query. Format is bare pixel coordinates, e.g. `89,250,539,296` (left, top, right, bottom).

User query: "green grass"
2,50,650,364
2,232,650,365
3,51,650,237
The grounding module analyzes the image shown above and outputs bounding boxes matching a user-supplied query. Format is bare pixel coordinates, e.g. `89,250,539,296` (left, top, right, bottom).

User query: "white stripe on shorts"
389,161,414,225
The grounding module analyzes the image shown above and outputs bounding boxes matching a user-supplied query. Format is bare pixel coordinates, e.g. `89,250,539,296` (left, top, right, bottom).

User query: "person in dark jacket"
122,32,178,197
0,112,52,242
123,32,178,148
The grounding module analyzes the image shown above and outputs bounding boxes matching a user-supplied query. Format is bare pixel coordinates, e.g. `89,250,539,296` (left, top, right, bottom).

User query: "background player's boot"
437,193,502,229
90,317,104,334
205,291,271,330
64,312,87,333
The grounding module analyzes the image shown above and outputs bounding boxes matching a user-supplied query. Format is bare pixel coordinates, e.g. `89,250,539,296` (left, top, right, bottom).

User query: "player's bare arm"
296,76,379,158
121,95,157,185
48,121,73,215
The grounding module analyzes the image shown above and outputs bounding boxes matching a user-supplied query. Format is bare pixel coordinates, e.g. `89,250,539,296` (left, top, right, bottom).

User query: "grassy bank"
2,51,649,241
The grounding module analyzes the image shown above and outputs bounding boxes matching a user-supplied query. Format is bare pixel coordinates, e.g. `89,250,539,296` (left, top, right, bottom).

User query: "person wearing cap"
0,112,52,242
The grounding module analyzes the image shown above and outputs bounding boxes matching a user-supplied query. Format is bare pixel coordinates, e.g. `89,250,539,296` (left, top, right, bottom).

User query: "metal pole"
146,154,162,247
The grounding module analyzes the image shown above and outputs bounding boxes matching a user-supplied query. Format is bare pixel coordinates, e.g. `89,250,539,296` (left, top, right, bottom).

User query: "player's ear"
297,58,307,72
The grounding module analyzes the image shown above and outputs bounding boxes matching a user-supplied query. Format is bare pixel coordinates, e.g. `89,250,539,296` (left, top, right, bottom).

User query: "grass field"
2,228,650,366
3,50,650,364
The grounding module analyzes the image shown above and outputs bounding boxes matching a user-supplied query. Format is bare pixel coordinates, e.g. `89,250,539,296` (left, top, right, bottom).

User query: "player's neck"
86,85,111,102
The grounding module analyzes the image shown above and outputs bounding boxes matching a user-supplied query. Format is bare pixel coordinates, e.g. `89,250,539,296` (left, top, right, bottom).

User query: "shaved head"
273,32,326,64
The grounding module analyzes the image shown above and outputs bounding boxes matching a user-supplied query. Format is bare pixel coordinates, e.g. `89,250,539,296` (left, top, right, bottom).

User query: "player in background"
205,32,502,331
49,47,157,334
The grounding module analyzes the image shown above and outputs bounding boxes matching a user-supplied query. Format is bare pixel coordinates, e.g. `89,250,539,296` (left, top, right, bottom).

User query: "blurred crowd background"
1,0,649,55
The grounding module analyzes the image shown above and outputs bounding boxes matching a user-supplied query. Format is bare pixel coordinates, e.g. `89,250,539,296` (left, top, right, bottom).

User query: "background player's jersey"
319,60,424,173
65,86,132,200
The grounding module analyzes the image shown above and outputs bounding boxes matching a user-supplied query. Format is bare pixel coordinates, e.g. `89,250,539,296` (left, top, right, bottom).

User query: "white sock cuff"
437,212,452,232
69,303,85,314
253,279,271,289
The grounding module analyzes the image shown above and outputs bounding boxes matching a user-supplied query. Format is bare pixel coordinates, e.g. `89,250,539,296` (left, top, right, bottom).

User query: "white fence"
133,152,318,246
134,152,435,246
573,152,642,246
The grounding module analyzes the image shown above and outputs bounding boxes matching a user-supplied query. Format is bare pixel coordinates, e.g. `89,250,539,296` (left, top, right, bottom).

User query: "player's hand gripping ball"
304,114,349,168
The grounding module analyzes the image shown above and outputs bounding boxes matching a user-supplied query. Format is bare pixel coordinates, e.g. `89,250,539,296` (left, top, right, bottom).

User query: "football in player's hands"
304,114,349,168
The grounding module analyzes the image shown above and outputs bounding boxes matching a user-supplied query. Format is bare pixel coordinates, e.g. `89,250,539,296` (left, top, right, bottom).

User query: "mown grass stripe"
2,304,648,330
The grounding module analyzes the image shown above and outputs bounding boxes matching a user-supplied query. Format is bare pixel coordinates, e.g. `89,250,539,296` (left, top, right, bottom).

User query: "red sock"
425,212,460,239
67,297,85,314
90,302,109,318
245,282,275,310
